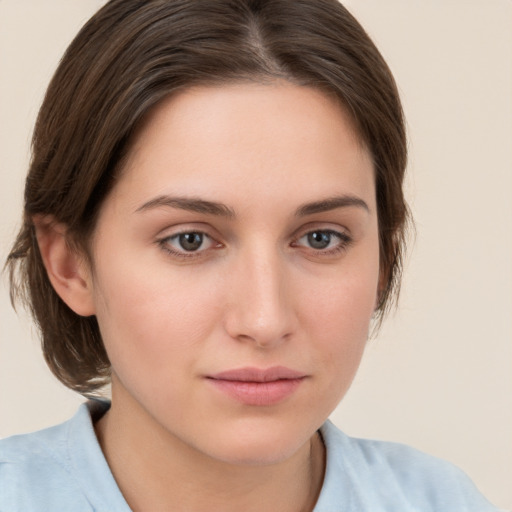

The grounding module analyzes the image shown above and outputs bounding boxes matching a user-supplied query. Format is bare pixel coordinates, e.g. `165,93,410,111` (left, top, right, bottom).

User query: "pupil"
308,231,331,249
179,233,203,251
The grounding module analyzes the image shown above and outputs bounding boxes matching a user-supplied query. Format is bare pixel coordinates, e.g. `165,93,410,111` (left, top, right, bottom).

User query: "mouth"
205,366,307,406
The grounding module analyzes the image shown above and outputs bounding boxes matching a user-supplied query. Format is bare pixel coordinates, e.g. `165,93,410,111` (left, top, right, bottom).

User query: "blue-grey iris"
308,231,331,249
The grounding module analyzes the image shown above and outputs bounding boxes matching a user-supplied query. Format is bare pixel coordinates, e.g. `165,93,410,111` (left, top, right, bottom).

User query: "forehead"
130,81,366,159
109,81,374,213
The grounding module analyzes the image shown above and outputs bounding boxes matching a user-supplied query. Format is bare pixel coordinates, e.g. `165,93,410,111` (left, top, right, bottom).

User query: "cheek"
297,256,379,385
302,260,379,338
91,257,222,375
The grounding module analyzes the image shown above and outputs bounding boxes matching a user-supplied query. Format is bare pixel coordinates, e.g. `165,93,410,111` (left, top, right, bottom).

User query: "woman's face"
88,82,379,464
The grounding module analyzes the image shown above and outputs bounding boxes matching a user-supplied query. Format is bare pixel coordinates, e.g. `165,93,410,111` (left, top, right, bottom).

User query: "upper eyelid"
299,229,347,239
157,223,220,239
155,211,355,235
157,223,350,241
291,222,350,240
162,230,217,246
293,229,350,246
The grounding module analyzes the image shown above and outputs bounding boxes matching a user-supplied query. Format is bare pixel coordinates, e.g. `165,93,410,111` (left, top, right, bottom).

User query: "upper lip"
207,366,306,382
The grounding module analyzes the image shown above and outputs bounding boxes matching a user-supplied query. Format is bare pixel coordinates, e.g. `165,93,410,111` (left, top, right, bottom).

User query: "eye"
159,231,218,257
305,231,335,250
175,232,206,252
293,229,351,255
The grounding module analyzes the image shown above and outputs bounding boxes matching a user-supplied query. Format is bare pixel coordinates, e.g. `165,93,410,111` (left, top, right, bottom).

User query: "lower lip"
207,378,304,406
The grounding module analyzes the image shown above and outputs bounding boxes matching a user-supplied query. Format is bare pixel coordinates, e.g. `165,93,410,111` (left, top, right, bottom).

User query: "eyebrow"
135,195,236,218
295,195,370,216
135,194,369,218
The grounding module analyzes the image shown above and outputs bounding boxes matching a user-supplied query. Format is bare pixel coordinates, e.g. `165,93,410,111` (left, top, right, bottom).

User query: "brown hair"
7,0,409,395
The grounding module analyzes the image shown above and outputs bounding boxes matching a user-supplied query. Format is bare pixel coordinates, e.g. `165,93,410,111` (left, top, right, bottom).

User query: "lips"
206,366,306,406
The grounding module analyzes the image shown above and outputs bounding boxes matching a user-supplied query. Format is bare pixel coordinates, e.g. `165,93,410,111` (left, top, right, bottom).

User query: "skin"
40,81,380,512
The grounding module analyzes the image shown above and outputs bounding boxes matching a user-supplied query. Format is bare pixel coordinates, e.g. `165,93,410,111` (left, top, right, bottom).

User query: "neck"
94,390,325,512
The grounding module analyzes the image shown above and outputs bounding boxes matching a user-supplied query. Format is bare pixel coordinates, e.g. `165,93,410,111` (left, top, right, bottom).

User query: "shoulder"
315,420,501,512
0,401,114,512
0,413,91,511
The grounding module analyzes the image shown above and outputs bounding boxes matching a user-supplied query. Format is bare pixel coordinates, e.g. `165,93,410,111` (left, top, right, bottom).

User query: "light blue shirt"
0,401,500,511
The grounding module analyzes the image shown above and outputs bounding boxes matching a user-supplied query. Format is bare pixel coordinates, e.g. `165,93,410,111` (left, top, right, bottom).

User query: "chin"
196,416,319,467
210,441,303,467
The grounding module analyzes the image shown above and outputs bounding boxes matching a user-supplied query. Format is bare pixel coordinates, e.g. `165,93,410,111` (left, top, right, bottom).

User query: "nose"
224,247,296,349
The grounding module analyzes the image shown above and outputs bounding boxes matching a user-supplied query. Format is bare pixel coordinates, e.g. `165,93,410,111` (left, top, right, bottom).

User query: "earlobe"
34,215,96,317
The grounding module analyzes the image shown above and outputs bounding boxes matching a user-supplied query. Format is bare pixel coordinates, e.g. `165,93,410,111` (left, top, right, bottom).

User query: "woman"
0,1,501,510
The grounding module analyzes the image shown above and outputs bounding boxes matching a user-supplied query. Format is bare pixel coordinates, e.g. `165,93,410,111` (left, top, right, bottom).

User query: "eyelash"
157,231,220,259
292,229,353,256
157,228,352,260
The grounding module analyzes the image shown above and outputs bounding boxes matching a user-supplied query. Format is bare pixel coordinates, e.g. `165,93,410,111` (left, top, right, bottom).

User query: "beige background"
1,0,511,509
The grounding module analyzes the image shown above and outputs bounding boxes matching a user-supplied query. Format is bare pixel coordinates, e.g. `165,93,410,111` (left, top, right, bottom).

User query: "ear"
34,215,96,317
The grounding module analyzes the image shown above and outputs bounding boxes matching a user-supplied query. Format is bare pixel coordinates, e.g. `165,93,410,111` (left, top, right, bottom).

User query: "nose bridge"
226,241,294,347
